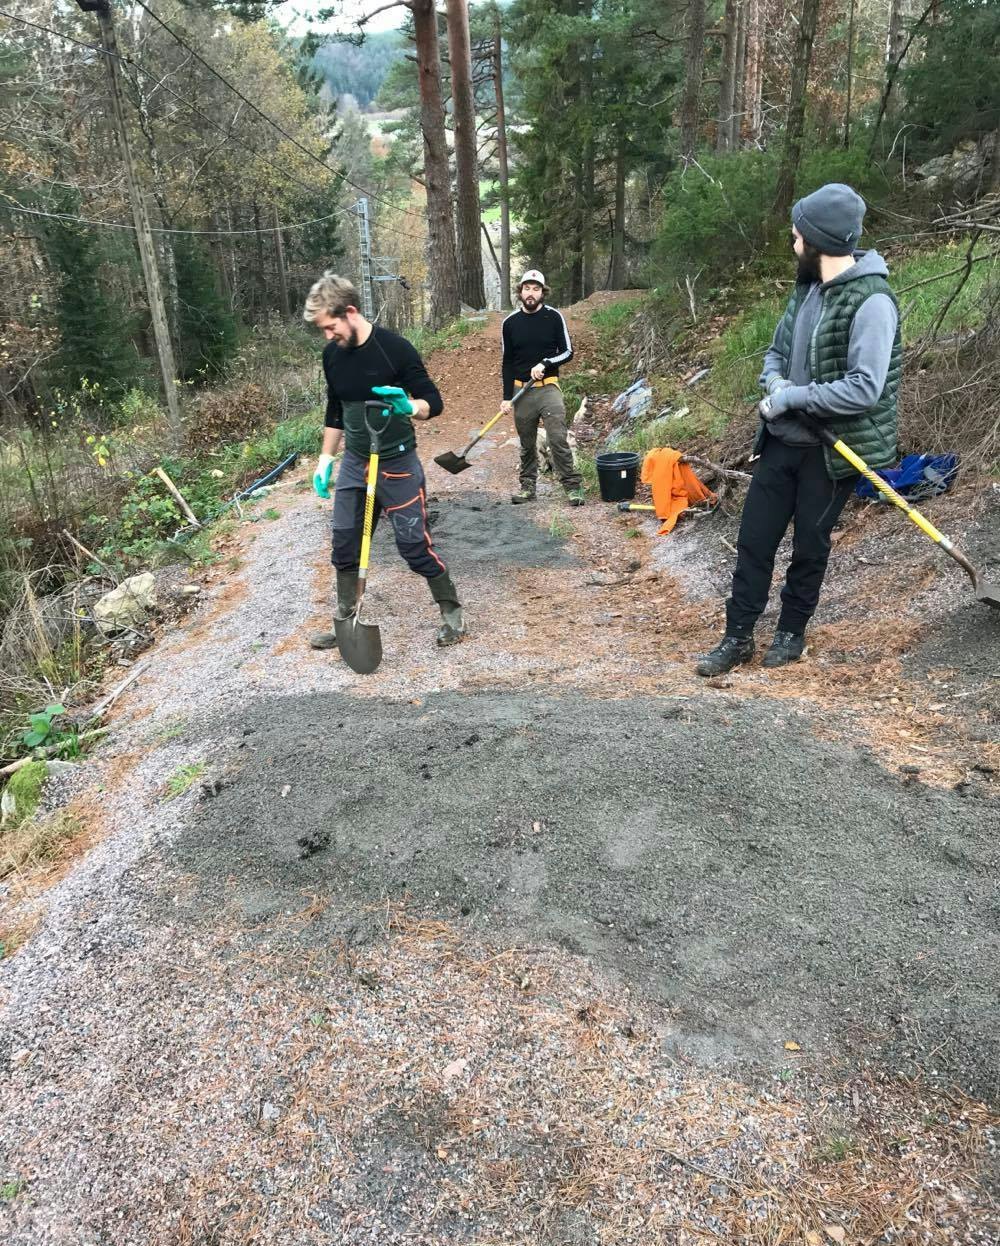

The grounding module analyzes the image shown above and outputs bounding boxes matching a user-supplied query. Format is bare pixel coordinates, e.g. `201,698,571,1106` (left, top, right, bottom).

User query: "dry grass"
0,809,81,881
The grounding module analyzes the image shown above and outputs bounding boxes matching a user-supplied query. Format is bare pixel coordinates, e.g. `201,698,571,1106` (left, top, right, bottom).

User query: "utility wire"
0,7,427,245
0,8,330,199
3,200,354,236
132,0,427,229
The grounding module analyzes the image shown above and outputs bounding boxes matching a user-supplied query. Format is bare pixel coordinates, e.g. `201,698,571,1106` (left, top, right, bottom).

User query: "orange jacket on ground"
640,447,717,535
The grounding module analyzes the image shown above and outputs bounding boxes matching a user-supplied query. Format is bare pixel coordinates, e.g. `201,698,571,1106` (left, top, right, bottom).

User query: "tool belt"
515,376,560,389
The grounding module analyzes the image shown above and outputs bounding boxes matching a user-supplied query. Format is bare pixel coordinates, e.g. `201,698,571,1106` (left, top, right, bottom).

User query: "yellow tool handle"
474,408,507,441
830,437,953,550
462,380,536,452
358,451,379,577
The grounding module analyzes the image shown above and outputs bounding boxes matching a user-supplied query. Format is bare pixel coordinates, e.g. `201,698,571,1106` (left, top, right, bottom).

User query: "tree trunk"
730,0,748,148
446,0,486,308
273,205,290,320
885,0,917,119
743,0,763,145
209,209,233,312
678,0,707,160
610,138,626,289
989,121,1000,192
886,0,910,68
413,0,460,328
132,65,180,352
772,0,820,221
253,201,266,320
95,5,180,439
492,5,511,309
571,155,584,303
580,46,594,297
843,0,856,147
716,0,738,153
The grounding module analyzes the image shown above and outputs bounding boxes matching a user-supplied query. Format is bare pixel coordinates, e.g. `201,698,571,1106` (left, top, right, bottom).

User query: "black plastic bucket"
595,451,640,503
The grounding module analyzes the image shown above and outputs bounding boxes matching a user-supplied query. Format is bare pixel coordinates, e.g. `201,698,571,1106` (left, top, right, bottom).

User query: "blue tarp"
855,453,958,502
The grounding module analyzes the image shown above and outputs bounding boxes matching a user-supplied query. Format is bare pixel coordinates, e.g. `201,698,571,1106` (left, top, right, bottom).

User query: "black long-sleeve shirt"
323,325,443,459
500,305,574,400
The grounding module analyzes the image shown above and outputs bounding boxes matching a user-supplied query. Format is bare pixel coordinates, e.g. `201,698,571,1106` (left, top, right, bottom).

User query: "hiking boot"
695,635,755,677
511,489,536,505
309,569,359,650
566,488,585,507
762,630,805,668
428,570,467,646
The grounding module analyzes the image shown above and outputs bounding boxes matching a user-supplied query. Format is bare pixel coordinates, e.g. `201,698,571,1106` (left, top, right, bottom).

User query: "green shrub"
652,149,779,286
651,143,892,290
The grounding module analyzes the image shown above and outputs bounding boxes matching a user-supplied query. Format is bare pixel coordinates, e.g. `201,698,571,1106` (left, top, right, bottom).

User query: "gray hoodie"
759,249,898,448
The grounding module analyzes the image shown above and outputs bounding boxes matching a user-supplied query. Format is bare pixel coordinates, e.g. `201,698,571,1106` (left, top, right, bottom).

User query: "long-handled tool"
434,380,535,475
814,422,1000,609
335,402,390,674
617,501,656,513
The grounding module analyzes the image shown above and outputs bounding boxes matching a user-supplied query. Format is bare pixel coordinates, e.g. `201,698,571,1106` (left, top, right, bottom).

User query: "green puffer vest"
757,273,902,481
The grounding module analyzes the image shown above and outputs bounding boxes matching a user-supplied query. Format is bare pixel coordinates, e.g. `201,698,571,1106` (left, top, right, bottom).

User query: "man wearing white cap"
500,270,584,505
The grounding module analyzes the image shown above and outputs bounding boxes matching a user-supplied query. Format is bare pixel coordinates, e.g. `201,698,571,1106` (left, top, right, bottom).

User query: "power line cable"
0,8,427,245
0,8,328,199
131,0,427,227
3,199,354,236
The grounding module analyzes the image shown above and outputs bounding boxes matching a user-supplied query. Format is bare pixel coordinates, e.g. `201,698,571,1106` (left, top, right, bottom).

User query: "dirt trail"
1,308,998,1245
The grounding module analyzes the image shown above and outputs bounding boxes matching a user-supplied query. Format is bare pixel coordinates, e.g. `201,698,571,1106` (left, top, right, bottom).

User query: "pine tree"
42,209,144,396
173,235,239,383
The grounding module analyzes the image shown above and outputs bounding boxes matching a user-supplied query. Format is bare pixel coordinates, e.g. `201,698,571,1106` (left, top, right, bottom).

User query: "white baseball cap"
518,269,547,288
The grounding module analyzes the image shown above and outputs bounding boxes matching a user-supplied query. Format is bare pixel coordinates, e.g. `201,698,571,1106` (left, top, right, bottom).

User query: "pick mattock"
812,420,1000,610
335,401,391,674
434,380,536,475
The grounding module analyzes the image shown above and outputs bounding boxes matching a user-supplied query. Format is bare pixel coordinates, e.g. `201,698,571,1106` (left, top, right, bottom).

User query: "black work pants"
725,434,857,637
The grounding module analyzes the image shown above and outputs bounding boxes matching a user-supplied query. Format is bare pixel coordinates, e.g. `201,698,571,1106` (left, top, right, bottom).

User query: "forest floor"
1,301,998,1245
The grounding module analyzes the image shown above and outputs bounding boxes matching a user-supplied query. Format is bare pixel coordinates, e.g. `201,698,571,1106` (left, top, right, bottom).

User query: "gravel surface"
1,310,998,1243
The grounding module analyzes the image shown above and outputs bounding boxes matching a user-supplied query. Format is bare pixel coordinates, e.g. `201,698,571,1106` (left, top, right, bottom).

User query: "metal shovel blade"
976,579,1000,610
433,450,470,475
335,612,383,674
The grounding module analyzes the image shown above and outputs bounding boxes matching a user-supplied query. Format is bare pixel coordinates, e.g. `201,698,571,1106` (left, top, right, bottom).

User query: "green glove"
371,385,414,417
313,453,335,499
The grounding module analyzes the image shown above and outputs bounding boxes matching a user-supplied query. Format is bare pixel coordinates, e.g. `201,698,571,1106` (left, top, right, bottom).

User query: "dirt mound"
174,688,1000,1101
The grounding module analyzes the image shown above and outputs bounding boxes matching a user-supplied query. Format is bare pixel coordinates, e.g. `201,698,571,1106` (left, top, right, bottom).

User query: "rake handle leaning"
811,420,979,589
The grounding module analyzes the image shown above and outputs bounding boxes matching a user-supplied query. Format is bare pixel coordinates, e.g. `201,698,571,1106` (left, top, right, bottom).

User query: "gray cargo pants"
513,383,581,493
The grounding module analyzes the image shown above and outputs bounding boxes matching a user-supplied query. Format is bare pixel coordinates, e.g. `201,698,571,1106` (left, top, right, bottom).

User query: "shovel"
434,380,535,474
335,402,391,674
815,422,1000,609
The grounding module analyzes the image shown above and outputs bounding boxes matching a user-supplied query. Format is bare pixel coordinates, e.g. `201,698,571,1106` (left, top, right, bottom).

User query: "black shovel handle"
364,399,393,453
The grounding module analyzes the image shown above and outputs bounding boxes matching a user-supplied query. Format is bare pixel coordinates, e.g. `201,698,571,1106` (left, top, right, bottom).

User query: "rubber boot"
309,570,359,650
428,571,467,646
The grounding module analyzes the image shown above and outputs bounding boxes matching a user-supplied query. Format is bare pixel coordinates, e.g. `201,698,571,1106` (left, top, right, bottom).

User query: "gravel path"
1,310,998,1243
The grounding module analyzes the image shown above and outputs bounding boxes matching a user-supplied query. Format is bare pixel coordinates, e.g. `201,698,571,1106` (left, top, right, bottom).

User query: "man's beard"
796,243,822,284
521,294,540,310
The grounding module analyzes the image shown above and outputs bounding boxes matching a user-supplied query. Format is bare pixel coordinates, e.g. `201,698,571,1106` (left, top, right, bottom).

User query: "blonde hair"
303,272,361,322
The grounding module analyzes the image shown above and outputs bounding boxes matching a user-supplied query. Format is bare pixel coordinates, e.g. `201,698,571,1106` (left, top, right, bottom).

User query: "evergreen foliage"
173,235,239,383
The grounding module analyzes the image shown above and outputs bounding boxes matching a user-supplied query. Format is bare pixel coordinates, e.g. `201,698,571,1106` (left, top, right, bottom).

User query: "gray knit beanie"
791,183,866,256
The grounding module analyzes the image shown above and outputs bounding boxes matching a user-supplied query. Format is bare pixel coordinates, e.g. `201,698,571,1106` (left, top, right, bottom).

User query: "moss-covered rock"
2,761,47,830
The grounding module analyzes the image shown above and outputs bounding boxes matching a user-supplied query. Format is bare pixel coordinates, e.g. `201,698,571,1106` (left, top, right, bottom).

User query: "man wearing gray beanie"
697,182,901,675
